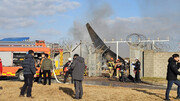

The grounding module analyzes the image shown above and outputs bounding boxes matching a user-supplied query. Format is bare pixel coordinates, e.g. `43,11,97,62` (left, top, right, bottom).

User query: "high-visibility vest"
108,62,114,68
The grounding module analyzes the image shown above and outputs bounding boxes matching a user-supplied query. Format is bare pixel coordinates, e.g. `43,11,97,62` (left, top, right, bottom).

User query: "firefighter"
119,61,125,82
63,58,73,83
38,53,45,84
115,60,125,82
113,61,117,77
41,54,53,85
115,59,121,78
132,58,141,83
108,58,115,78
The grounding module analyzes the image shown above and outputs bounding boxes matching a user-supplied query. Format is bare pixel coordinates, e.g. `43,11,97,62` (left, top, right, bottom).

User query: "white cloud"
0,0,80,29
38,28,61,35
0,17,35,29
0,33,30,39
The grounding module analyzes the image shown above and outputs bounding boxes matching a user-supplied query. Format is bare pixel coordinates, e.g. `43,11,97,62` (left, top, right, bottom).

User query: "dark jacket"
21,54,36,75
41,58,53,70
120,64,125,71
71,56,85,81
166,57,180,80
133,61,141,70
177,63,180,69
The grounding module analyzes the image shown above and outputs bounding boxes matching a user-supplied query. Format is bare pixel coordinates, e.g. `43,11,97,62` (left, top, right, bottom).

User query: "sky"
0,0,141,41
0,0,179,57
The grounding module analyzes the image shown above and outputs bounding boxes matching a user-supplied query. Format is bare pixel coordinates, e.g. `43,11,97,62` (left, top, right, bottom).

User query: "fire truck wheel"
18,70,24,81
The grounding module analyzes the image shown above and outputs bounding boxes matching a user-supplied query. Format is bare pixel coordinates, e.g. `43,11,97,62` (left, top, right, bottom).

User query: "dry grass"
0,81,179,101
141,77,167,85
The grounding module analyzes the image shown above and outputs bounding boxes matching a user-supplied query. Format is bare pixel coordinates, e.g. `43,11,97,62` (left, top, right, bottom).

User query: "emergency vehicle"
0,37,63,80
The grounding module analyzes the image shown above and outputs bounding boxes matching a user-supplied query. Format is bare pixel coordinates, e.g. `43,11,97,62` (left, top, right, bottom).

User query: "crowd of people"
1,49,179,100
107,57,141,83
19,50,86,99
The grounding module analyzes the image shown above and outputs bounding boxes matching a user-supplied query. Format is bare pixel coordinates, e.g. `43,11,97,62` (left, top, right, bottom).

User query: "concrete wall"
144,50,154,77
129,47,144,78
144,50,180,78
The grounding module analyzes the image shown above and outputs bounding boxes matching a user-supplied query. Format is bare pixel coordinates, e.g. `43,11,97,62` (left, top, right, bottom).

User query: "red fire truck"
0,38,63,80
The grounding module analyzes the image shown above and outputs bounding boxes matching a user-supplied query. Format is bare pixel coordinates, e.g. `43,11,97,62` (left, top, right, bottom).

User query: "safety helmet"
135,58,139,60
116,59,120,62
110,58,114,60
68,58,72,61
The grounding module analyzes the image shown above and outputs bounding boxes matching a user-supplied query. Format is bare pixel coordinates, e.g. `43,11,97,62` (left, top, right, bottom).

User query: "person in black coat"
165,54,180,100
132,59,141,83
177,62,180,69
71,54,85,99
20,50,36,98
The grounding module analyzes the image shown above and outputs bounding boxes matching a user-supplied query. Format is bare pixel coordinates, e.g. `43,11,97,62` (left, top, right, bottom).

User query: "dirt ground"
0,81,179,101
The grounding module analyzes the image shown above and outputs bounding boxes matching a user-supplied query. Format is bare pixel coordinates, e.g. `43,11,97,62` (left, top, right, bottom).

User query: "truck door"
0,52,13,66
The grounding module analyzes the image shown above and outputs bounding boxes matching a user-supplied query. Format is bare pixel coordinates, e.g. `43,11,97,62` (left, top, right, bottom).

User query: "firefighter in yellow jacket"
107,58,115,78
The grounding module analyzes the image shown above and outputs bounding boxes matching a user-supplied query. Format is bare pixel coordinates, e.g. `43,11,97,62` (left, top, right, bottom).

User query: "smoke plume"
69,0,180,57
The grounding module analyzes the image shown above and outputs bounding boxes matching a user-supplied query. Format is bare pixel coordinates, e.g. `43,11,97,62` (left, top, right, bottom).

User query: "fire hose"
52,68,62,83
52,62,72,83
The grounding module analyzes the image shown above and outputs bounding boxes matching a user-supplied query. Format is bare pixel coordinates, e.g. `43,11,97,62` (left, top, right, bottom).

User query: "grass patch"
141,77,167,84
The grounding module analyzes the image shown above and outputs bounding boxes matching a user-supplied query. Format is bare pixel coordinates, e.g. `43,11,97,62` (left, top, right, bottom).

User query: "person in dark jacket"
132,58,141,83
20,50,36,98
71,54,85,99
120,62,125,82
63,58,73,83
177,62,180,69
41,54,53,85
165,54,180,100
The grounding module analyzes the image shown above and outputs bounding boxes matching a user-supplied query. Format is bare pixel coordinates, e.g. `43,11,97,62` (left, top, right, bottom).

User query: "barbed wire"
126,33,179,52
